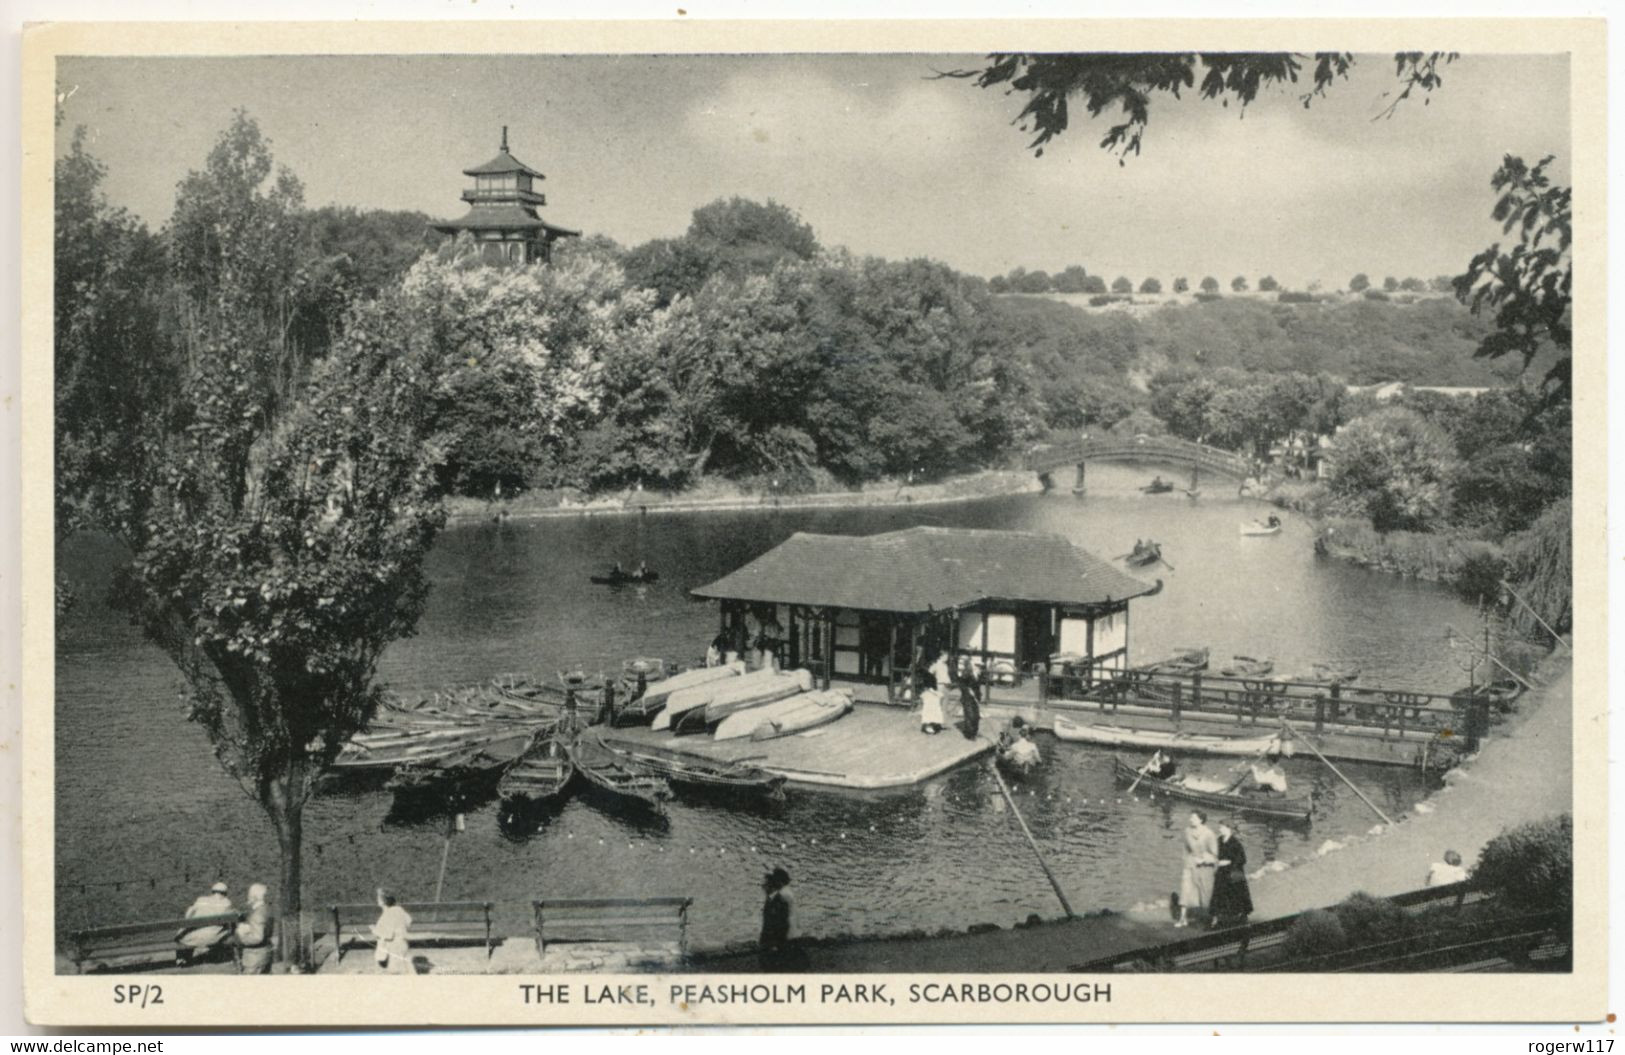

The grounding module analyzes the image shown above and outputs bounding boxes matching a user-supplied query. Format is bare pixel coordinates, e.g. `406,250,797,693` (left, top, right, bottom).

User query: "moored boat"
709,688,853,742
700,669,815,725
1136,647,1210,675
1052,715,1292,757
497,734,576,805
1219,655,1275,678
593,734,787,800
1111,756,1312,822
622,662,744,723
653,666,780,731
589,566,659,586
1303,662,1361,686
567,735,671,813
387,730,537,798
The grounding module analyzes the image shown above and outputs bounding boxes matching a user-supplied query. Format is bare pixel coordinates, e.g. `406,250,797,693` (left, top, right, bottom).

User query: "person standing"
958,678,982,740
1207,820,1254,928
234,882,275,974
1176,811,1219,928
370,888,415,975
758,867,796,971
175,881,235,967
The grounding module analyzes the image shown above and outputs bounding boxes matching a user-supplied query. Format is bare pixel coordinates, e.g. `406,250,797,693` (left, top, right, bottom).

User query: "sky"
54,52,1570,289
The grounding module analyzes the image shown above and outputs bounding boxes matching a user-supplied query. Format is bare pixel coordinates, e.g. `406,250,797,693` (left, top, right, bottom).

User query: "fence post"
1314,694,1325,735
1328,681,1341,724
1170,681,1182,722
1191,671,1203,712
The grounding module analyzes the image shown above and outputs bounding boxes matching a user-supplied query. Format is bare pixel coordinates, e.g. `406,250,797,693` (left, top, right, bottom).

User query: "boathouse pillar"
820,611,833,691
885,621,897,703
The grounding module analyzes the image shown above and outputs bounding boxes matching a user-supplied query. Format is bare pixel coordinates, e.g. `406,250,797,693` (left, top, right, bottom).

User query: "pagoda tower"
431,126,579,264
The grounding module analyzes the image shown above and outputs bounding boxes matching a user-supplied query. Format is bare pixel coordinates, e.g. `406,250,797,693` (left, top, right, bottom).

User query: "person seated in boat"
1266,514,1281,528
611,561,625,577
996,716,1027,752
705,633,724,669
1146,749,1178,780
636,560,650,580
1002,727,1041,770
1245,753,1288,795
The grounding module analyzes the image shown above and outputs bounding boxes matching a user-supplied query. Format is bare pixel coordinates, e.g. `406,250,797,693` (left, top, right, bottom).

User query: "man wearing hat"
759,867,796,971
175,880,236,966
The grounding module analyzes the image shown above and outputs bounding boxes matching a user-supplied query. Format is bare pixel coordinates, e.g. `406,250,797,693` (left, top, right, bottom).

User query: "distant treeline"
989,266,1459,297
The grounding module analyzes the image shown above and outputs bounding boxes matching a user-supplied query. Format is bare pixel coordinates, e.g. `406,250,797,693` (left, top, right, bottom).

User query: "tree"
1013,269,1053,293
1383,275,1399,291
1399,276,1428,292
1258,275,1280,292
987,273,1010,293
1200,276,1220,293
1325,407,1459,531
60,117,453,968
1430,274,1457,293
1454,154,1572,406
946,52,1453,158
1231,275,1249,292
1111,275,1133,294
1081,275,1108,294
1139,277,1163,294
1052,264,1091,293
1349,273,1371,292
1173,276,1189,293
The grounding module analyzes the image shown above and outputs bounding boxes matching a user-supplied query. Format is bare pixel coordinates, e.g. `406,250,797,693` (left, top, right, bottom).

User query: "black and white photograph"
19,17,1606,1027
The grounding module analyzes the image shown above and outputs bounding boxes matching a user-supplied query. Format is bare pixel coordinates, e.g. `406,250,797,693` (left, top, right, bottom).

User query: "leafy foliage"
1454,155,1572,405
945,52,1453,158
1325,407,1458,531
1472,814,1572,915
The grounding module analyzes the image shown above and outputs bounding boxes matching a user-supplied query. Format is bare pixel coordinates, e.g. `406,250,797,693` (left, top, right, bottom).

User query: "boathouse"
431,126,579,265
691,527,1160,703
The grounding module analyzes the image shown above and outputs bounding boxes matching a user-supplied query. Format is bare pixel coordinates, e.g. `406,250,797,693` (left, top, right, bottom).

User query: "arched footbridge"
1024,435,1253,493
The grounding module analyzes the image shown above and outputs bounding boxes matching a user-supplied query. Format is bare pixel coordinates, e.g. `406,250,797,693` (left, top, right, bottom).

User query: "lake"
55,463,1483,951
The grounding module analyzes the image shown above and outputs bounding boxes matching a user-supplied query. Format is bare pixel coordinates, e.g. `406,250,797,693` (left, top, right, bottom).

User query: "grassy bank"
445,469,1045,522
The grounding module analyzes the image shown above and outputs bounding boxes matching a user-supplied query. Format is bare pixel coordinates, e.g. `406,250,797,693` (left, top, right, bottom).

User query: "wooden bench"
65,912,241,974
328,901,495,963
533,897,692,957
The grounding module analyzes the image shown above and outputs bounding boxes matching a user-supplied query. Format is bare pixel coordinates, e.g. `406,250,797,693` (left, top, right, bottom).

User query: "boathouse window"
957,611,1016,659
1094,609,1126,657
1058,615,1090,656
832,609,862,676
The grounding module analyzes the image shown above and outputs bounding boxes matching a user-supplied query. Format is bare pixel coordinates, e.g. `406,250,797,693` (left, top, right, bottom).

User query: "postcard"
20,16,1606,1026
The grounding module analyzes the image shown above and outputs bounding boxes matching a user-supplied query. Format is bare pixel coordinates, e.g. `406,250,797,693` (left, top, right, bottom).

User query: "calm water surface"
56,465,1481,948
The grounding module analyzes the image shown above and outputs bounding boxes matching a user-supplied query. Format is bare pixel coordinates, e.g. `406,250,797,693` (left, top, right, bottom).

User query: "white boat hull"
1051,715,1292,757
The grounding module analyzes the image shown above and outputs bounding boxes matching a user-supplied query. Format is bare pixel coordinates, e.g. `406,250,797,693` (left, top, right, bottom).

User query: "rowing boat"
708,688,853,742
387,730,537,796
1051,715,1291,757
593,734,787,800
497,734,576,805
1126,543,1163,567
1219,655,1275,678
1240,516,1283,537
699,669,815,725
1112,756,1312,822
653,666,780,731
1136,647,1210,675
567,735,671,813
621,662,743,721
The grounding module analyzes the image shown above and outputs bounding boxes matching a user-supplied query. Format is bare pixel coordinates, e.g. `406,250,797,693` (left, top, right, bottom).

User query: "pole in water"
989,761,1076,919
434,812,456,902
1279,718,1394,827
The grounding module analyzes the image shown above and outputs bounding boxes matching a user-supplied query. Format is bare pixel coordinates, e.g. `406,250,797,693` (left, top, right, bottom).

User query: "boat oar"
989,761,1076,919
1279,718,1394,827
1124,755,1157,795
1158,556,1177,571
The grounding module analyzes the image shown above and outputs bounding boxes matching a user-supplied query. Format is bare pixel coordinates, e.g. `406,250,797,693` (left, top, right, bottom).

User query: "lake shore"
445,469,1046,522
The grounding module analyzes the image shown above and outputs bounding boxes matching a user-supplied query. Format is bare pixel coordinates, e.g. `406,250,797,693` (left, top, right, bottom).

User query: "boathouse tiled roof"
691,527,1159,613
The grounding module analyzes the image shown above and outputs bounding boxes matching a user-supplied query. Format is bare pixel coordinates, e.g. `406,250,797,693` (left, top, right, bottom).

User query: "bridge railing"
1038,667,1493,750
1026,435,1252,477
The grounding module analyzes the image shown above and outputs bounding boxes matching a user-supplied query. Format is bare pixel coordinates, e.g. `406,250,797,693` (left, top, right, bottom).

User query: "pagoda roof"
692,527,1159,614
463,149,546,179
432,205,580,238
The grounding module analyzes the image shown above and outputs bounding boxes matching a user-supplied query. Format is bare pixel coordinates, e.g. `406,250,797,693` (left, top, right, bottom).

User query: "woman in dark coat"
1208,820,1254,928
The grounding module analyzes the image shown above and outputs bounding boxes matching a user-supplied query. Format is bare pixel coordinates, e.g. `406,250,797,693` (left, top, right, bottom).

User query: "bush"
1473,814,1572,914
1363,289,1391,301
1281,909,1346,962
1453,542,1508,607
1332,892,1410,948
1192,292,1224,303
1277,291,1319,304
